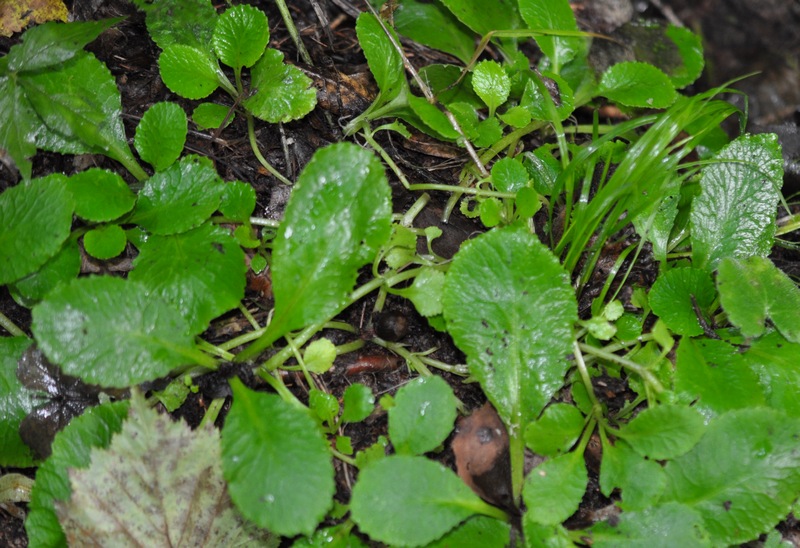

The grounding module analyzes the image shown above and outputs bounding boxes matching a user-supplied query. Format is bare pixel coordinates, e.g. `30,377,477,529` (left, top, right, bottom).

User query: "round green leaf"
0,337,36,467
648,267,715,336
598,61,677,108
83,224,127,260
617,404,704,460
309,389,339,426
599,439,666,511
303,338,336,374
31,276,196,387
219,180,256,222
472,60,510,115
134,102,187,171
130,155,225,235
0,175,73,285
222,379,334,537
243,49,317,123
341,383,375,424
159,45,223,100
10,239,80,306
525,403,584,457
213,4,269,69
523,452,587,525
129,223,246,335
491,157,529,193
665,25,704,89
69,168,135,222
388,375,458,455
192,102,234,131
350,455,485,547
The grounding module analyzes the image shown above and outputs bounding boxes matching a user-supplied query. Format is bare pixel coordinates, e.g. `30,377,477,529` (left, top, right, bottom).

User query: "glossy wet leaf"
159,44,223,100
134,0,216,52
691,133,783,271
68,168,135,222
244,49,317,123
590,502,710,547
83,224,127,260
219,180,256,222
394,0,474,65
341,384,375,424
134,101,187,171
472,60,510,116
648,267,715,336
0,174,73,285
745,332,800,417
221,379,334,536
56,393,277,547
600,438,665,511
130,155,226,235
10,239,80,306
355,13,405,102
350,455,487,547
518,0,582,71
32,276,197,387
0,337,35,467
523,452,587,525
25,400,128,548
213,4,269,69
662,408,800,545
616,405,704,460
717,256,800,342
597,62,677,108
524,403,584,457
389,375,458,455
442,225,577,431
309,389,339,426
192,102,233,131
407,94,460,140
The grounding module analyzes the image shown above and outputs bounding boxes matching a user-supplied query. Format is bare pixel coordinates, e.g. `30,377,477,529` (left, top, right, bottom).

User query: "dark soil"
2,0,800,545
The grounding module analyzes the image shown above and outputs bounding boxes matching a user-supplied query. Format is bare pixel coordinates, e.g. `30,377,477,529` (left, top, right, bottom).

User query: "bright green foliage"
56,393,276,546
68,168,135,222
0,174,73,285
341,384,375,423
219,180,256,222
129,222,247,335
130,155,226,235
439,0,519,39
134,101,187,171
518,0,582,71
391,267,445,317
32,276,197,387
600,438,666,511
355,13,405,102
304,338,336,374
520,72,574,122
0,337,35,467
745,333,800,416
10,239,81,305
661,409,800,544
427,515,511,548
309,389,339,427
691,133,783,271
616,405,704,460
350,455,491,547
83,224,127,260
717,256,800,342
472,60,510,117
590,502,710,547
664,25,704,88
221,379,335,537
26,401,129,547
158,44,224,99
192,102,233,130
133,0,216,52
243,49,317,123
388,375,458,455
491,157,529,193
597,62,677,108
648,267,716,336
524,403,584,457
394,0,474,65
523,520,574,548
523,452,587,525
213,4,269,70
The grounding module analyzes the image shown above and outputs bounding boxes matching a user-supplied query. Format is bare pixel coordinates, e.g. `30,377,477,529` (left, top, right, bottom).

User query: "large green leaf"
243,48,317,123
394,0,475,65
0,337,35,467
213,4,269,69
133,101,187,171
597,62,677,108
221,379,334,536
648,267,716,337
68,168,136,222
388,375,458,455
523,452,587,525
615,405,704,460
690,133,783,271
661,408,800,545
442,225,577,429
518,0,583,71
32,276,197,387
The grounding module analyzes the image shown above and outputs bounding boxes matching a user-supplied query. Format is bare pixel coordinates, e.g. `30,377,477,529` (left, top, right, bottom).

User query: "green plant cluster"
2,0,800,546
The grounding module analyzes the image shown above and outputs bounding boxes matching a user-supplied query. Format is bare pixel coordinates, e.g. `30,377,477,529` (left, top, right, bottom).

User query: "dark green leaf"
134,101,187,171
136,0,217,52
389,376,458,455
159,45,224,100
520,72,574,122
524,403,584,457
518,0,583,71
0,337,35,467
599,438,665,511
597,62,677,108
648,267,716,336
523,452,587,525
0,73,39,179
213,4,269,69
394,0,475,65
83,224,127,260
439,0,520,38
616,404,704,460
244,49,317,123
744,332,800,417
68,168,136,222
355,13,405,101
10,239,81,306
590,502,710,547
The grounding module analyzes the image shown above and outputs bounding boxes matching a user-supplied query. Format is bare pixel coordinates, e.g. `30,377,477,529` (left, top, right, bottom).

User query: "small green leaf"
213,4,269,69
498,105,532,128
597,61,677,108
524,403,584,457
10,239,81,306
523,452,587,525
690,133,783,271
491,157,529,193
472,60,510,116
350,455,486,547
130,155,226,235
244,49,317,123
520,72,574,122
69,168,135,222
648,267,716,336
389,376,458,455
304,338,336,374
159,44,224,100
220,180,256,222
518,0,583,71
222,379,335,537
192,102,234,130
135,0,216,52
590,502,710,547
616,405,704,460
427,515,511,548
717,256,800,342
745,332,800,417
309,388,339,427
1,175,74,285
355,13,405,101
407,94,460,140
523,520,575,548
599,438,666,511
293,524,367,548
0,75,38,179
134,101,187,171
394,0,475,65
662,408,800,545
391,267,445,317
32,276,197,387
665,25,704,88
439,0,520,39
341,384,375,423
83,224,127,260
0,337,36,467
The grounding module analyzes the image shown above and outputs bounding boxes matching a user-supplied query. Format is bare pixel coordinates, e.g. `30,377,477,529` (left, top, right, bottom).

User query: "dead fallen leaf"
0,0,68,38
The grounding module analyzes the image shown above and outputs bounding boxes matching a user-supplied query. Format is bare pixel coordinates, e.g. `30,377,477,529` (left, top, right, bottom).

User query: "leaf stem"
578,342,664,394
273,0,313,65
246,112,293,185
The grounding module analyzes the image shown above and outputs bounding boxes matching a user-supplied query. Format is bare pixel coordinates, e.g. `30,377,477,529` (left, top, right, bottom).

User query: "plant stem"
361,128,412,189
249,217,281,228
0,312,25,337
573,341,604,421
246,112,293,185
578,342,664,394
273,0,313,65
198,398,225,428
408,183,516,199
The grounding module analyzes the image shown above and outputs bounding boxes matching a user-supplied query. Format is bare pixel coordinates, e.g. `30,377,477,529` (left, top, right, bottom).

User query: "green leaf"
355,13,406,101
523,452,587,525
522,519,575,548
129,222,246,335
391,267,445,317
68,168,136,222
192,102,234,131
442,225,577,430
213,4,269,69
222,379,335,537
304,338,336,374
0,175,74,285
518,0,583,71
472,60,510,116
293,523,368,548
599,438,666,511
524,403,584,457
130,154,226,235
407,94,460,140
26,401,129,548
648,267,716,336
590,502,710,547
427,515,511,548
665,25,704,88
520,72,574,122
219,180,256,222
717,256,800,342
341,384,375,424
394,0,475,65
10,239,81,306
389,375,458,455
136,0,217,52
32,276,197,387
134,101,187,171
662,408,800,545
56,393,276,546
491,157,529,193
439,0,519,38
83,224,127,260
0,337,35,467
0,75,38,179
159,44,224,100
244,48,317,123
597,62,677,108
616,405,704,460
745,332,800,417
690,133,783,271
350,455,487,547
309,389,339,426
242,143,392,359
675,338,765,420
